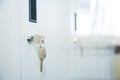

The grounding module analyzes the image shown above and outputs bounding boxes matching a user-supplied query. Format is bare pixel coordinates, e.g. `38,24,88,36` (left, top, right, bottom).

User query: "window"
72,0,120,37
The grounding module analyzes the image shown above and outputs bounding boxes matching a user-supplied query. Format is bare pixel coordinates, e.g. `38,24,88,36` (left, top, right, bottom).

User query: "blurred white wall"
0,0,15,80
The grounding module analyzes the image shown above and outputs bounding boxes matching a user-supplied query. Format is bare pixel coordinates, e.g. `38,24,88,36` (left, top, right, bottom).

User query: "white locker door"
17,0,74,80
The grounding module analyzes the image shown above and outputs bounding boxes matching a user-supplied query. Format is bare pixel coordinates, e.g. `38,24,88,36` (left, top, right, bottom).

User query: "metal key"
40,58,43,72
38,46,46,72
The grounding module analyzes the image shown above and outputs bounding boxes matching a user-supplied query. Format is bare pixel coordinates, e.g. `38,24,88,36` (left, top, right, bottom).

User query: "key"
38,46,46,72
40,58,43,72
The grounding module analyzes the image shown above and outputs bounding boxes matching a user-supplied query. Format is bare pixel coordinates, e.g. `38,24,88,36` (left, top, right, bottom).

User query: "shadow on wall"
0,73,3,80
0,0,4,7
0,77,2,80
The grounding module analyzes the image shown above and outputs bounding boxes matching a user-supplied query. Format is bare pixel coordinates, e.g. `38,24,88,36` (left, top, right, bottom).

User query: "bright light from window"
73,0,120,37
77,10,92,36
